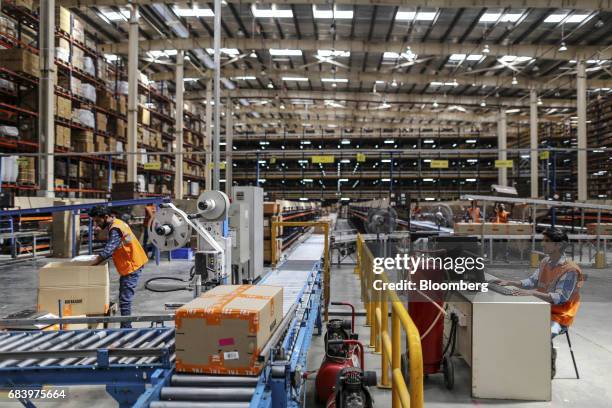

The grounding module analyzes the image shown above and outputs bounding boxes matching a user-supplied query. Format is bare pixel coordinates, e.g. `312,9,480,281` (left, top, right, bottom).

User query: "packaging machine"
0,191,326,408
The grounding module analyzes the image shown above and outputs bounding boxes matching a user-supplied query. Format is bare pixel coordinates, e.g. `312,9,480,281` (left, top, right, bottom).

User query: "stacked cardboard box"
38,261,109,317
95,134,108,151
0,48,39,77
263,201,282,263
96,112,108,133
56,95,72,119
139,107,151,126
51,200,81,258
175,285,283,376
72,130,94,152
17,157,35,185
98,89,116,111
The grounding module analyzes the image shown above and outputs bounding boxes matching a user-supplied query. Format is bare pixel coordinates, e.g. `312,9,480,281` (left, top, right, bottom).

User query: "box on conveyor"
37,260,109,317
586,223,612,235
175,285,283,376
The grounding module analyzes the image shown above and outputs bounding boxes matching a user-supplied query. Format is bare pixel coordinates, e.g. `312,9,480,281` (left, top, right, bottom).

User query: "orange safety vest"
536,257,583,327
467,207,481,223
496,210,510,223
109,219,148,276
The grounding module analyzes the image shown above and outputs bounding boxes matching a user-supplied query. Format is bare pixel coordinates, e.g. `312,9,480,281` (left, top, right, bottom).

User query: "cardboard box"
56,6,72,33
96,113,108,133
453,222,483,235
175,285,283,376
56,95,72,119
586,223,612,235
37,260,109,316
506,222,533,235
139,107,151,126
264,202,279,215
483,223,506,235
0,48,39,77
51,200,80,257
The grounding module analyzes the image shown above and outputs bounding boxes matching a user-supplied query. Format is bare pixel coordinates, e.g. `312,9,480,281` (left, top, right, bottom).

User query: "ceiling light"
251,4,293,18
321,78,349,83
269,48,303,56
317,49,350,57
558,42,567,52
267,82,274,89
512,76,518,85
280,104,285,110
396,11,436,21
312,5,353,19
173,6,214,17
432,101,439,108
544,13,567,23
480,100,486,107
391,79,398,87
537,97,543,106
449,53,467,61
282,76,309,82
466,54,484,61
565,14,590,23
231,76,256,80
482,44,490,54
205,48,240,56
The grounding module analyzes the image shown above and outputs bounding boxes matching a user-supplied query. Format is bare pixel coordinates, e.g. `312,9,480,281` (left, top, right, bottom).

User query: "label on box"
218,337,235,347
224,351,239,360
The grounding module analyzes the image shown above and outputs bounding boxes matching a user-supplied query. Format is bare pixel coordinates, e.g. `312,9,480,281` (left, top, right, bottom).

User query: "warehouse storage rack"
0,1,207,200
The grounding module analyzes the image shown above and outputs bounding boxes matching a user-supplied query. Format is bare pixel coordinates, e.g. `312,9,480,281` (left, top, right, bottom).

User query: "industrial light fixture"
537,97,543,106
482,44,490,54
391,79,398,87
432,100,439,108
267,82,274,89
511,76,518,85
559,41,567,52
480,99,486,107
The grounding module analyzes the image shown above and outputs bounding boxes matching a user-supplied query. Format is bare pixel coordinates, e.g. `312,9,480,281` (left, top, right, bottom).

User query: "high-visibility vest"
496,210,510,223
467,207,481,223
110,219,148,276
536,258,583,327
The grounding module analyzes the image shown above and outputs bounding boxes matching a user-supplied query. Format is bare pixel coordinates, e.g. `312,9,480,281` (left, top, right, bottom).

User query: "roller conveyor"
0,237,324,408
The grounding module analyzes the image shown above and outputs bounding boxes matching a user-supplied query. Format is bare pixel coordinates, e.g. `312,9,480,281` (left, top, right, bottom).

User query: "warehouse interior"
0,0,611,407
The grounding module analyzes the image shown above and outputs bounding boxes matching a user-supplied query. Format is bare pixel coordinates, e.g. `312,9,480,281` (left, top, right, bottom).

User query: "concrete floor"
1,232,611,407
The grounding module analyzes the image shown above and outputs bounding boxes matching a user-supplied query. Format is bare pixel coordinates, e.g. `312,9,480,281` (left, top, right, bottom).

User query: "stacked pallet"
263,201,282,264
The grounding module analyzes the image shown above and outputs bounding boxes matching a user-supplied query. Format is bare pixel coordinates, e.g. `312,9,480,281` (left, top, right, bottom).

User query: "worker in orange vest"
89,206,148,328
495,227,583,377
495,203,510,223
464,200,481,223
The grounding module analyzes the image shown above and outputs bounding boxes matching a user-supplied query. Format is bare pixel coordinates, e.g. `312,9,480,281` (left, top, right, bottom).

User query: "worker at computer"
494,227,583,377
495,203,510,223
465,200,481,223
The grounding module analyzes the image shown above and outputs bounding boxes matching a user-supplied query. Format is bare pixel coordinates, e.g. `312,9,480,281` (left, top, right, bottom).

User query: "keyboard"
487,282,517,296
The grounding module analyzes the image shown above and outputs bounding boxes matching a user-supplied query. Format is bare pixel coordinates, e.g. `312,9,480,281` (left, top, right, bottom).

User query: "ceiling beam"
187,89,577,108
150,68,611,91
101,37,612,61
59,0,612,12
234,106,539,123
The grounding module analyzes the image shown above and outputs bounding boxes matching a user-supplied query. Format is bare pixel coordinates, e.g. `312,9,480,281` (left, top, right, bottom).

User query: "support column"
577,60,588,201
497,109,507,187
38,0,55,197
127,5,139,184
205,80,212,190
213,0,221,191
225,102,233,196
530,89,539,198
174,51,185,199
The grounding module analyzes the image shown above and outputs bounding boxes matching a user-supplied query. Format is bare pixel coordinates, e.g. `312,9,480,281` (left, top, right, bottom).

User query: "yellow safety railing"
271,220,331,320
356,234,424,408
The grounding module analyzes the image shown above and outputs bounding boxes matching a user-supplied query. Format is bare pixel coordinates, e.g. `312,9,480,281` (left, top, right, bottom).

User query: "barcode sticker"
224,351,239,360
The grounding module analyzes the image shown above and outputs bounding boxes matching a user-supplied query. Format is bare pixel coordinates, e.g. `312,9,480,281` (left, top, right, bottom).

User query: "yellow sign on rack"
270,157,277,164
430,160,449,169
311,155,335,164
144,162,161,170
539,151,550,160
356,153,366,162
495,160,514,168
220,161,226,170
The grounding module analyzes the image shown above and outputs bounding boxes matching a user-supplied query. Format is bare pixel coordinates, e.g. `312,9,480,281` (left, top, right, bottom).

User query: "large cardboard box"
51,200,80,257
0,48,39,77
56,6,72,33
483,222,506,235
506,222,533,235
175,285,283,376
453,222,483,235
37,261,109,316
586,223,612,235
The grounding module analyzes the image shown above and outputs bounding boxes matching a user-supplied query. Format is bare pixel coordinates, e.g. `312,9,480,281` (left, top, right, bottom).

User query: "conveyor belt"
148,237,325,408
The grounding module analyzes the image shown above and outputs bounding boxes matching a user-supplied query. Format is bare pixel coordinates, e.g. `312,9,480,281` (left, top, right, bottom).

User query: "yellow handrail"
356,234,424,408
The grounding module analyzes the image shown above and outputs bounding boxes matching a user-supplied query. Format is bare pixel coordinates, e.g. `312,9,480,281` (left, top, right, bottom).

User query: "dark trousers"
119,268,142,328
